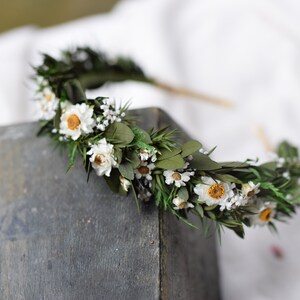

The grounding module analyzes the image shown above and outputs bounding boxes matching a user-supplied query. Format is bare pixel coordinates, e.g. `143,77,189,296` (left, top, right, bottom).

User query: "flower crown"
34,47,300,238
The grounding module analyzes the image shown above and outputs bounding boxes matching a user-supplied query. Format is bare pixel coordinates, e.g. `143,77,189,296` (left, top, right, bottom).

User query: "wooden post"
0,108,220,300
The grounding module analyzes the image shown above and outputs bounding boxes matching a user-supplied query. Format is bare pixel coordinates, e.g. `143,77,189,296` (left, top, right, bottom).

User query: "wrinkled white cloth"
1,0,300,299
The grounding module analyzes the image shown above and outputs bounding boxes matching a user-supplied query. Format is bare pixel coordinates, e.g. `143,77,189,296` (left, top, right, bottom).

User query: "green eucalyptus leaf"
158,148,181,161
215,174,243,184
204,205,218,211
63,79,87,103
155,154,185,170
260,162,277,171
190,152,221,171
231,225,245,239
181,140,202,157
126,151,140,168
278,141,298,160
207,211,216,220
114,147,123,164
177,187,189,201
105,122,135,147
53,104,62,130
195,204,204,218
219,161,250,168
119,163,134,180
103,169,127,195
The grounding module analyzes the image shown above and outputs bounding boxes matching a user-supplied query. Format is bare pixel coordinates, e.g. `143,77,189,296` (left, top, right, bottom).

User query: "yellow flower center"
94,154,103,165
138,166,150,175
178,201,187,209
172,172,182,181
208,183,225,200
247,190,256,197
259,207,272,222
45,93,53,102
67,114,81,130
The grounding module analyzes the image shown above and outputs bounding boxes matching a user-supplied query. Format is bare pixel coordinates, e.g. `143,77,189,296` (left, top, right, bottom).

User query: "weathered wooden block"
0,108,220,300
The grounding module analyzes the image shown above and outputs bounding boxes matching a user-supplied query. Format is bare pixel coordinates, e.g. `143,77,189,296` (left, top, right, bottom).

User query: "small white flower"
59,102,95,140
135,162,155,180
135,164,155,180
241,181,260,199
39,87,59,120
172,196,194,210
163,170,194,188
87,138,118,177
139,149,150,161
139,148,157,162
95,98,125,131
96,124,106,131
248,200,276,226
194,176,235,209
199,148,208,155
230,193,249,207
120,176,131,192
219,201,233,211
282,171,290,179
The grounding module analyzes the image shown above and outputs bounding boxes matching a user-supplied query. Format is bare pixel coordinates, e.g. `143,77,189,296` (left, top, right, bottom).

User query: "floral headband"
34,47,300,238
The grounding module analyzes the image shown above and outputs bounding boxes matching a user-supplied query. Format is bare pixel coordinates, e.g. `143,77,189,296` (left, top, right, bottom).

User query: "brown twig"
256,126,274,152
152,79,234,108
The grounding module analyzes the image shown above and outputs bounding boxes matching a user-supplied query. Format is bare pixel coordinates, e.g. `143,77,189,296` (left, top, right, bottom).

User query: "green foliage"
181,140,202,157
278,141,298,160
35,46,300,240
190,152,221,171
63,79,87,103
177,187,189,201
156,154,185,170
105,122,135,147
119,163,134,180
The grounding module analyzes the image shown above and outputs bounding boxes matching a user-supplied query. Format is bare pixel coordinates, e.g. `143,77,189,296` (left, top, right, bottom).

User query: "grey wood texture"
0,108,220,300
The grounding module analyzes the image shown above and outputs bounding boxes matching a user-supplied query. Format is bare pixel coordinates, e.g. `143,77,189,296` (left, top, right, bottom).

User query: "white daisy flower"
39,87,59,120
120,176,131,192
163,170,195,188
135,162,155,180
172,196,194,210
87,138,118,177
241,181,260,199
59,102,95,140
194,176,235,209
248,200,277,226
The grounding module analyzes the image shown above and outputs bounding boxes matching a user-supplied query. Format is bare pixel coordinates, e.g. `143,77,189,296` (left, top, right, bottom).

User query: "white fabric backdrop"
1,0,300,299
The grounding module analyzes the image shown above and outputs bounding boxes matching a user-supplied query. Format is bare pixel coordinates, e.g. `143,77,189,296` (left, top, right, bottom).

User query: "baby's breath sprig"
34,48,300,239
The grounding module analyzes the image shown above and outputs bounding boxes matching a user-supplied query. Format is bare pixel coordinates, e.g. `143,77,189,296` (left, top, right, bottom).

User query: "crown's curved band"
34,47,300,238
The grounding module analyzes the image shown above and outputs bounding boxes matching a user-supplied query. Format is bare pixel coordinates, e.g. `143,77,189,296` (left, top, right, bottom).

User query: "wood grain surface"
0,108,220,300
